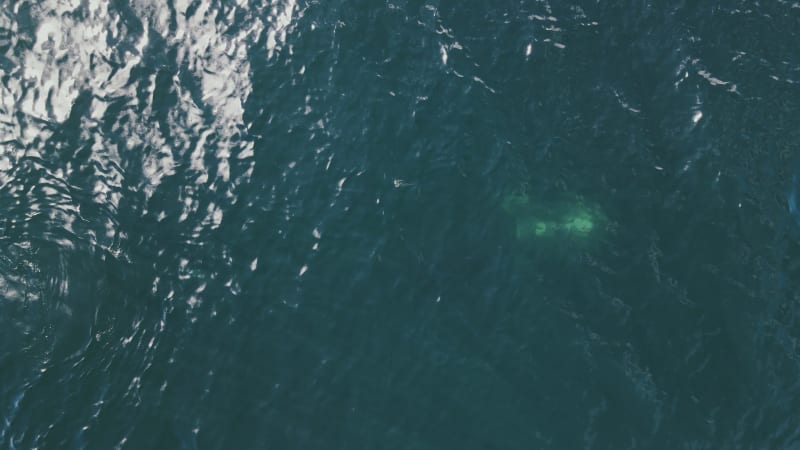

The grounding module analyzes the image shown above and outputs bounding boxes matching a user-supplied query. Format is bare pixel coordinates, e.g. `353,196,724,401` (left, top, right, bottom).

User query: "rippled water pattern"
2,0,800,448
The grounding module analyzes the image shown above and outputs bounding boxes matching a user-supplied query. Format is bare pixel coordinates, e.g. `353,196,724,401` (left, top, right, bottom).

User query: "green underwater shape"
501,191,603,242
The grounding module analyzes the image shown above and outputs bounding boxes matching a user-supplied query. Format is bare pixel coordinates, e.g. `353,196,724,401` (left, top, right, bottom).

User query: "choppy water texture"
2,0,800,448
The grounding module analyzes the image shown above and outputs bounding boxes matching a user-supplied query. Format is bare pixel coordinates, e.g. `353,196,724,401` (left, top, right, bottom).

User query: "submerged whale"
500,190,605,242
790,173,800,227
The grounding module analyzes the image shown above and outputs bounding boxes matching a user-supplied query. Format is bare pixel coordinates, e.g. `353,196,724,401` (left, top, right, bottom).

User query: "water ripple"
1,0,300,447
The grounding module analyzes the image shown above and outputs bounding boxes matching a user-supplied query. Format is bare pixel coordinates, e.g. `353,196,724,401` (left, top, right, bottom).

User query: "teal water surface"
2,0,800,448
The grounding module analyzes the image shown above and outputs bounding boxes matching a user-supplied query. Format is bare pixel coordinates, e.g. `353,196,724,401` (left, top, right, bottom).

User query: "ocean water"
1,0,800,448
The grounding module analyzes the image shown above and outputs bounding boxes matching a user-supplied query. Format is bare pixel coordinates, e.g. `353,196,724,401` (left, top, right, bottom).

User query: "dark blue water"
2,0,800,448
